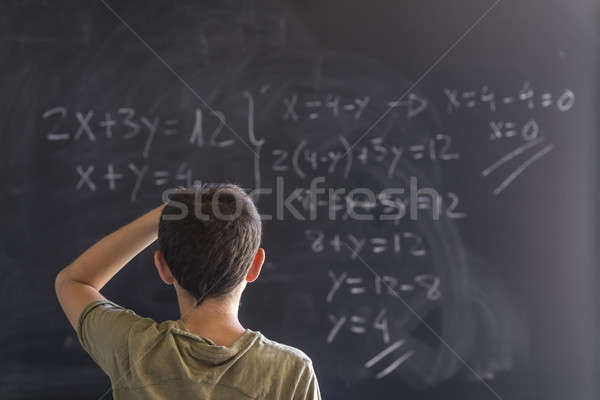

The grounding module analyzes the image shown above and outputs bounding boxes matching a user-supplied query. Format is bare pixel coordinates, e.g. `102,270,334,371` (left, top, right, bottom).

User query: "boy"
55,184,321,399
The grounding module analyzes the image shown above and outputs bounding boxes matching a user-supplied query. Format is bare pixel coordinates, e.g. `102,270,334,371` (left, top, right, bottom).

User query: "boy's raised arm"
55,204,165,332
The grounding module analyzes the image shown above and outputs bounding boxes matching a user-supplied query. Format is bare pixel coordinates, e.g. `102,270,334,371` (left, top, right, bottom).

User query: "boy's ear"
154,250,175,285
246,248,265,283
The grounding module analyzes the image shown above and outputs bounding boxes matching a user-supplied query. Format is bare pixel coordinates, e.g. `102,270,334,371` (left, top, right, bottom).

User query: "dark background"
1,1,598,399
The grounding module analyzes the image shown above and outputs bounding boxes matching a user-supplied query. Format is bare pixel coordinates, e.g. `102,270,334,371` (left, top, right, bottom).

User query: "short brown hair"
158,184,261,305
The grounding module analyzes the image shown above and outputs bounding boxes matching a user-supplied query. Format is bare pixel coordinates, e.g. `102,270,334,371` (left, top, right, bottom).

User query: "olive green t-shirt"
77,300,321,400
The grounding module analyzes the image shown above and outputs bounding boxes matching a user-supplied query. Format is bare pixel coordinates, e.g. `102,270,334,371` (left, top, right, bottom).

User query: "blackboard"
1,1,598,399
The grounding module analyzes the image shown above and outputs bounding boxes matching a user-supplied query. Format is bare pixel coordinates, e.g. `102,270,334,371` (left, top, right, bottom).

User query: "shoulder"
247,333,320,398
78,299,177,349
252,332,314,366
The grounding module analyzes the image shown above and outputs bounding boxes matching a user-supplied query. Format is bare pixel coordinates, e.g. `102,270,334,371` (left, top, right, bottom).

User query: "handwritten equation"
268,134,458,181
443,83,574,114
43,107,236,156
305,230,428,258
75,162,197,201
325,268,441,379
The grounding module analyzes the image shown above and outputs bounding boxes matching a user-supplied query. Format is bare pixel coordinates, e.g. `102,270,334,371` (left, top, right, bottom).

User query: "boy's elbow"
54,268,69,295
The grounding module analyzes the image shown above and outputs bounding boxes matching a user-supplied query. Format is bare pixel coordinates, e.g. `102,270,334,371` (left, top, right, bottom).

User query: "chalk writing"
444,83,575,114
305,230,427,258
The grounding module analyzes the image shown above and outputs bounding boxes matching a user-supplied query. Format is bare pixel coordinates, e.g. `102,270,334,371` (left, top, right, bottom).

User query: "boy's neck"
177,293,246,346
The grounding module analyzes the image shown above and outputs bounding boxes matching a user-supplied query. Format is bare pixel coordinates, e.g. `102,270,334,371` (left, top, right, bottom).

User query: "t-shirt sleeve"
76,300,143,377
293,360,322,400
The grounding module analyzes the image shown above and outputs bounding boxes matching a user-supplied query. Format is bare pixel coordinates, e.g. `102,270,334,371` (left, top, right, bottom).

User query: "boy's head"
155,184,264,306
